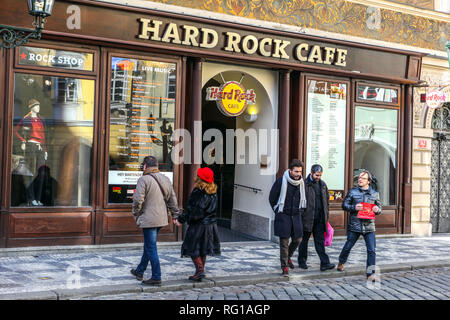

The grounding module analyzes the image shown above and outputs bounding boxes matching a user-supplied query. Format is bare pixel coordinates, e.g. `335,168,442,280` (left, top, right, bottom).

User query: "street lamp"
0,0,55,49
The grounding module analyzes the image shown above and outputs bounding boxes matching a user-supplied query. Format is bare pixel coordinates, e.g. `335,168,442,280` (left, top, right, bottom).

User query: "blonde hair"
194,176,218,195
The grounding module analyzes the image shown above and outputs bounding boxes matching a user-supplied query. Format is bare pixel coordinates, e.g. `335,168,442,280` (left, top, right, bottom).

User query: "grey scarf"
275,169,307,213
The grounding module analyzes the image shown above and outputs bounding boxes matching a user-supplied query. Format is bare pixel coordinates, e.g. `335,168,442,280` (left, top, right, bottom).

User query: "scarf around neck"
275,169,307,212
143,167,160,175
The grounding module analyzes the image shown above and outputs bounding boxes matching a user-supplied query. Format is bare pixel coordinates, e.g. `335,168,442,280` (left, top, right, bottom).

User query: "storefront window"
108,57,176,203
354,107,398,205
305,79,347,202
357,85,398,104
11,74,95,207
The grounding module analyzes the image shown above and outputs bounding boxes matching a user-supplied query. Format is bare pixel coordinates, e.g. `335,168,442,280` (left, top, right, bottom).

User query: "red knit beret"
197,167,214,183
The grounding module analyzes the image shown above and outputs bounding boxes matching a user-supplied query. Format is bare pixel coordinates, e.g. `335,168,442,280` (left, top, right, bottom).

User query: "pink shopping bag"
324,222,334,247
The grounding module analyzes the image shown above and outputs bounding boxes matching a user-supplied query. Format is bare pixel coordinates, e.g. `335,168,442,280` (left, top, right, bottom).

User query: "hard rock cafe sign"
206,81,256,117
426,90,447,109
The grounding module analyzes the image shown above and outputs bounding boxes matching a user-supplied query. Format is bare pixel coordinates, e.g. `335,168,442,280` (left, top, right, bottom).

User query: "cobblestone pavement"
83,267,450,300
1,235,450,294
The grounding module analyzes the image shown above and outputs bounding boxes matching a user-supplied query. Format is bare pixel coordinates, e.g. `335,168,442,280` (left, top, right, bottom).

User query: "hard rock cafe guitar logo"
206,81,256,117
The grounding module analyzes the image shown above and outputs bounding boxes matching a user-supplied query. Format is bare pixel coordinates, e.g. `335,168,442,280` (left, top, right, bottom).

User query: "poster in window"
306,80,347,201
108,57,176,203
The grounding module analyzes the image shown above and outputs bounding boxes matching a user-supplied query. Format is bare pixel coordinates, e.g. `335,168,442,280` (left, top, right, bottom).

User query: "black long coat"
269,177,304,239
303,175,330,233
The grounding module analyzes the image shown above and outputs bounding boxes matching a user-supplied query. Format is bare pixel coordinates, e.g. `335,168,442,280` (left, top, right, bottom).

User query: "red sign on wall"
418,139,427,149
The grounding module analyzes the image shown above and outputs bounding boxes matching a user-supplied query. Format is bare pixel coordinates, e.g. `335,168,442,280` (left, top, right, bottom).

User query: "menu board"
305,80,347,201
108,57,176,203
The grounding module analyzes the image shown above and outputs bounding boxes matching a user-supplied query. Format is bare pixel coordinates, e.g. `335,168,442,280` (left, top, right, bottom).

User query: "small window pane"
354,106,398,205
108,57,177,204
357,85,398,104
11,74,95,207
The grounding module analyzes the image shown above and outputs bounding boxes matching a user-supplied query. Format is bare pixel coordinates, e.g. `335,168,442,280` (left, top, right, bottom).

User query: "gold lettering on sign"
259,38,273,57
242,35,258,55
273,39,290,59
323,47,336,65
295,43,309,62
335,49,348,67
224,32,241,52
200,28,219,49
181,25,199,46
138,18,162,41
137,19,350,68
308,45,323,63
161,23,182,44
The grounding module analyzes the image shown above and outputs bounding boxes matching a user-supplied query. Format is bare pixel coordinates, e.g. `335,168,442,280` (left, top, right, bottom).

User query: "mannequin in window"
14,98,48,205
27,165,58,207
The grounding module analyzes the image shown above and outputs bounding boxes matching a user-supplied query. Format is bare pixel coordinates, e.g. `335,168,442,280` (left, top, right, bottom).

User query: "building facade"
1,0,446,247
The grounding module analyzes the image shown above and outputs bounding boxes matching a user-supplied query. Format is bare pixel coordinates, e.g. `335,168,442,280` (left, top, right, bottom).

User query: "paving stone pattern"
0,236,450,295
84,267,450,300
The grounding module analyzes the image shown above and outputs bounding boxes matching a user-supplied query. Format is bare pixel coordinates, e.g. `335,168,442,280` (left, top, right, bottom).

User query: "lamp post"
0,0,55,49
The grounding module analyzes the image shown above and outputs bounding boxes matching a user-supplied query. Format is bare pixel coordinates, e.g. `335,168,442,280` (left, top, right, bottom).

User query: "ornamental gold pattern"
150,0,449,51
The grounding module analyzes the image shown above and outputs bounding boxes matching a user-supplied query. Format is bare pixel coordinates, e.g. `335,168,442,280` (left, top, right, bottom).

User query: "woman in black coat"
173,167,221,281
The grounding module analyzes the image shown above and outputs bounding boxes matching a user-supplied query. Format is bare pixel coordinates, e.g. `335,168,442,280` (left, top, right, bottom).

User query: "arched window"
431,103,450,132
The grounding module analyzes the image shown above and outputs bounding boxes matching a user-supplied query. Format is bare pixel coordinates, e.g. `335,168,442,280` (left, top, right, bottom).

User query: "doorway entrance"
430,103,450,233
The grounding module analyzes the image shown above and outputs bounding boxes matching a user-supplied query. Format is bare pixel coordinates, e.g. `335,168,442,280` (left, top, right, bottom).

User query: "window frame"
355,81,401,107
102,49,182,209
352,81,402,208
7,42,100,211
303,74,351,205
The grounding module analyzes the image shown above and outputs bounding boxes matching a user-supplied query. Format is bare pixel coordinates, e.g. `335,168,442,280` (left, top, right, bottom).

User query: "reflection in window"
357,85,398,104
108,57,176,203
11,74,94,207
354,107,398,205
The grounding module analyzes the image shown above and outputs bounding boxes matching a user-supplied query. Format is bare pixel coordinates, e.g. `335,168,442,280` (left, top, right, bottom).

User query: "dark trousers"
136,227,162,280
279,236,302,268
338,230,376,277
298,220,330,266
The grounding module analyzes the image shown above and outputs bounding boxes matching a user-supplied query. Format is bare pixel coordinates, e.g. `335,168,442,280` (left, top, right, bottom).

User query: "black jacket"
269,176,304,239
177,188,218,225
303,174,329,233
342,186,382,234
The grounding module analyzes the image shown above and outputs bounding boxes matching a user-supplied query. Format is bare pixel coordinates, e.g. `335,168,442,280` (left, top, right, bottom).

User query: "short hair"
289,159,304,170
311,164,323,173
142,156,158,168
359,170,372,182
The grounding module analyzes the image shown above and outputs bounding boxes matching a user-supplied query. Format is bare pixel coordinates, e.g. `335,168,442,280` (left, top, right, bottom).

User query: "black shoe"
320,263,336,271
298,262,308,270
130,269,143,281
142,278,162,286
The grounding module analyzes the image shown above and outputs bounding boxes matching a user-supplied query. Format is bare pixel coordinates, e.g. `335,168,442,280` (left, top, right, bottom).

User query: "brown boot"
189,256,204,281
337,263,345,272
200,256,206,278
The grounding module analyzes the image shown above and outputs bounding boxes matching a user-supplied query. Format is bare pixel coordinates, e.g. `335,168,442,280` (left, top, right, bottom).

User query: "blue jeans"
136,227,162,280
338,231,376,277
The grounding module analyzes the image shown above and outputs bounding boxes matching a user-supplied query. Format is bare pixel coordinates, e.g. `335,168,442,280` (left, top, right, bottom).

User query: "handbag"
324,222,334,247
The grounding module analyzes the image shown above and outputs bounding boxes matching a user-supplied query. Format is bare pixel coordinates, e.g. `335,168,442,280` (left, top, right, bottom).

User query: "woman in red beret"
173,167,221,281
